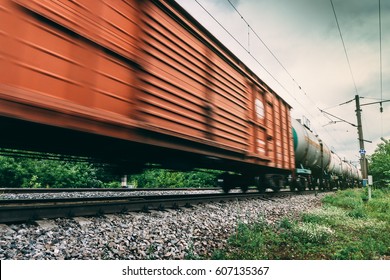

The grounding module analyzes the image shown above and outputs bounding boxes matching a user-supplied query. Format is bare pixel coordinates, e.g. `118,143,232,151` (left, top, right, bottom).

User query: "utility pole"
355,95,368,181
320,95,389,198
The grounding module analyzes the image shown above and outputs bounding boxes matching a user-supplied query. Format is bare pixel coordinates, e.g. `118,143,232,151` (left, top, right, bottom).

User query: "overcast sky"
175,0,390,165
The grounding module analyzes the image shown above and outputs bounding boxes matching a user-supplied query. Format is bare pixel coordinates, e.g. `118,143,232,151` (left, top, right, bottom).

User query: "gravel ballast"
0,192,326,260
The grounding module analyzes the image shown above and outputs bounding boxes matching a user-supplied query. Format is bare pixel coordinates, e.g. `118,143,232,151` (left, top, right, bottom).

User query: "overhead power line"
226,0,291,79
223,0,343,146
226,0,319,108
329,0,359,95
193,0,316,119
194,0,347,147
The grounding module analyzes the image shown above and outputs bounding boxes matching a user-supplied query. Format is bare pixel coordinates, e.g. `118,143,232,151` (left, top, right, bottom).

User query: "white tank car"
292,117,360,189
328,152,343,176
292,118,331,170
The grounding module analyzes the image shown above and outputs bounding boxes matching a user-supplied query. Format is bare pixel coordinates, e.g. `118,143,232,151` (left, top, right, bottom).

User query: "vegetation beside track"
128,169,219,189
212,188,390,260
0,155,119,188
0,154,218,189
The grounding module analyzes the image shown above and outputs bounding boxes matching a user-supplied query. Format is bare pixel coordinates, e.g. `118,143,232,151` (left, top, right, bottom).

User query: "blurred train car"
292,117,362,191
0,0,295,192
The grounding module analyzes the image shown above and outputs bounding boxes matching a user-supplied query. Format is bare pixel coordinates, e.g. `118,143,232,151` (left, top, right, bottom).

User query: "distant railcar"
292,118,361,190
0,0,295,192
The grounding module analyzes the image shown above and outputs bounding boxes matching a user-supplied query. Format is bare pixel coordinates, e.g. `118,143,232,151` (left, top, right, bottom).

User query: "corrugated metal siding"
139,2,250,152
0,0,295,172
139,3,211,139
264,93,275,167
14,0,140,62
257,90,295,170
3,0,140,118
246,84,268,161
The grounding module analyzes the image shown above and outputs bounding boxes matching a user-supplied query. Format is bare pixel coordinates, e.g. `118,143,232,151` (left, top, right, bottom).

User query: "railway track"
0,189,319,223
0,187,220,193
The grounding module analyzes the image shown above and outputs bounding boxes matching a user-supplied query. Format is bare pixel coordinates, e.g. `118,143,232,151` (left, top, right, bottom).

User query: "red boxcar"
0,0,294,191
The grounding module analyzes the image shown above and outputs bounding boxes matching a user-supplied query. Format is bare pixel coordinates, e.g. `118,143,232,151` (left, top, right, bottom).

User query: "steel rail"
0,192,270,223
0,187,220,193
0,189,325,223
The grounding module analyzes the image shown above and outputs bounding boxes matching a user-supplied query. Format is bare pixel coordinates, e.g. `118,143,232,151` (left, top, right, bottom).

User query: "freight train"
291,117,362,192
0,0,360,192
218,117,362,193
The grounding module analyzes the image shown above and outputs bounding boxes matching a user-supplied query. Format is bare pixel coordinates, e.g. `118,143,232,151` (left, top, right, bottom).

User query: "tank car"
291,117,361,190
291,118,329,190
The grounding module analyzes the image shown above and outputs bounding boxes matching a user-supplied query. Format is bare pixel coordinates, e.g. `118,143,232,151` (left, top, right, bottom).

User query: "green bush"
0,154,221,189
368,138,390,188
129,169,219,189
0,155,119,188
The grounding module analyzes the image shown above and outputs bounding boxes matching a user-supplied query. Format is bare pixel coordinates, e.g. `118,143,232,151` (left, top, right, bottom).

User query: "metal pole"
121,175,127,188
355,95,370,198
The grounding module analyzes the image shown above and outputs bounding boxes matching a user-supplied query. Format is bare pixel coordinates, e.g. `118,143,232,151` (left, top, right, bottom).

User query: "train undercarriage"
217,169,362,194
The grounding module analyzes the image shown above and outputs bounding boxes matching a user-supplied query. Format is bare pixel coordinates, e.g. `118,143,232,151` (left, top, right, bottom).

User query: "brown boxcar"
0,0,294,190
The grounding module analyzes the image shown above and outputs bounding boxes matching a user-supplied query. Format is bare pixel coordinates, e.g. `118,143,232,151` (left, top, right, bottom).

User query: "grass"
212,188,390,260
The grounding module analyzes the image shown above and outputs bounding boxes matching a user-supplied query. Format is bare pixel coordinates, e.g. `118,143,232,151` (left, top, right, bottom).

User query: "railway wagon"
292,117,361,190
0,0,295,191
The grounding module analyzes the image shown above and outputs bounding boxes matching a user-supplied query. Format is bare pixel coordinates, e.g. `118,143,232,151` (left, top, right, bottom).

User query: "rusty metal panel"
256,127,267,156
138,1,250,153
264,93,275,167
287,111,295,170
287,105,295,170
260,91,294,170
13,0,140,62
274,97,283,168
246,83,268,161
283,99,295,170
0,0,139,134
264,93,295,170
209,51,249,151
280,100,291,169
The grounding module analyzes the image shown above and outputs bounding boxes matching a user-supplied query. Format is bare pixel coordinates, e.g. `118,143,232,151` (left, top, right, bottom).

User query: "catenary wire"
193,0,317,121
223,0,343,146
226,0,318,107
329,0,359,95
194,0,345,149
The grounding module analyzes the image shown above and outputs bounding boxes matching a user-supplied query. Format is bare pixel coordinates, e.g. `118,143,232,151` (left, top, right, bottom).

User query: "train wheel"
257,186,266,193
217,173,232,193
222,185,231,193
240,185,249,193
290,179,297,191
255,176,267,193
325,181,331,191
297,180,306,192
271,176,282,193
218,173,253,193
